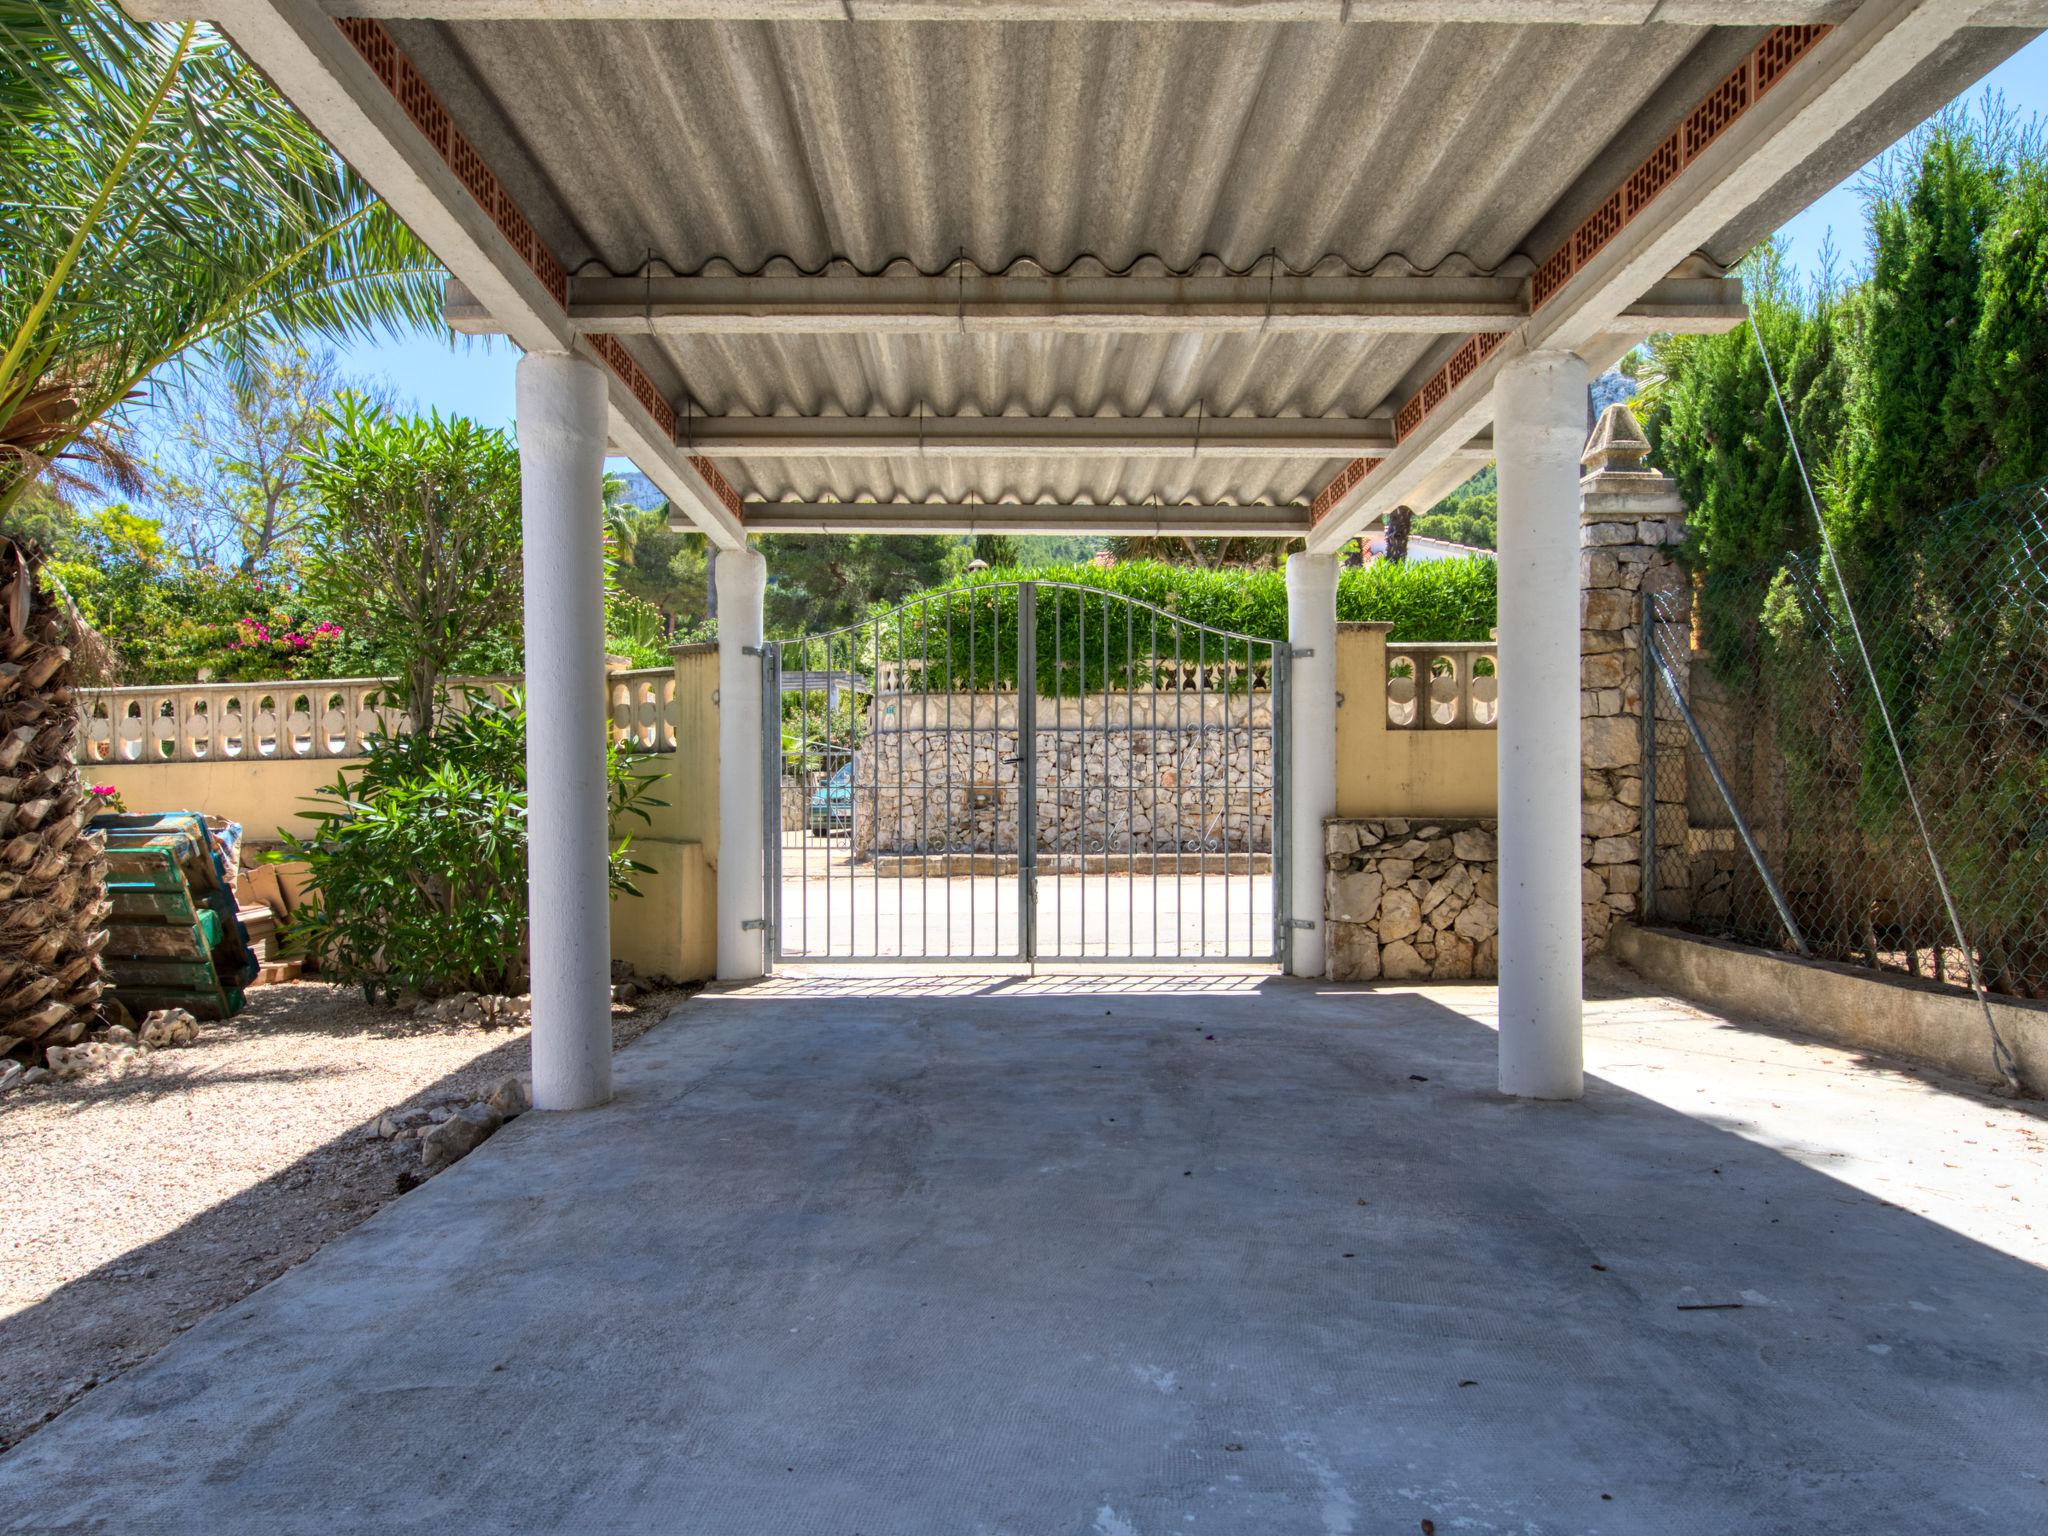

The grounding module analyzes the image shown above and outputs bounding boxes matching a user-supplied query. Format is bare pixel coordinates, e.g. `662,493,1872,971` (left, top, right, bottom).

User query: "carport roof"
142,0,2042,544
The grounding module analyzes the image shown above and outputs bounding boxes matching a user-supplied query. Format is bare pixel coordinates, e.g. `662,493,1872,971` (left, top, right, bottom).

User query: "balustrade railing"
79,648,1474,762
1384,641,1498,730
77,670,678,765
606,668,678,752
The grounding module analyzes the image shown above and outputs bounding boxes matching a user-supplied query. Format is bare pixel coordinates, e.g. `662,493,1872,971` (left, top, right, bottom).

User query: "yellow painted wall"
668,644,720,855
1333,622,1497,820
87,757,344,842
653,643,720,980
87,645,725,983
608,834,715,982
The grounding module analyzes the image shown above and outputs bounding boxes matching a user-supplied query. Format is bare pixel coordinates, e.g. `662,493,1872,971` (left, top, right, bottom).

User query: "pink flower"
89,785,116,797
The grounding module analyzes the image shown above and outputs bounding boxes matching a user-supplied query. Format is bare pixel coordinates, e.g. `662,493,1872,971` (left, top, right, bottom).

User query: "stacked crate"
93,813,258,1019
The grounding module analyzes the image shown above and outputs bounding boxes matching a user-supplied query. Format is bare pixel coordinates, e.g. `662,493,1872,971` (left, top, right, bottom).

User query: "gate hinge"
1289,646,1315,659
741,918,769,931
741,645,767,657
1285,918,1316,930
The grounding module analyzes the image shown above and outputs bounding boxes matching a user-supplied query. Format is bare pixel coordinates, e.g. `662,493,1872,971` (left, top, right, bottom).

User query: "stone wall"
853,692,1273,856
1319,403,1697,984
1324,817,1499,981
1578,404,1691,954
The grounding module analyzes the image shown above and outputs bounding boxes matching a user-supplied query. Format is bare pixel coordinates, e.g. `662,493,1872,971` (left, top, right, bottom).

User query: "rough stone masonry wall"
1325,818,1499,981
1319,404,1692,979
854,694,1273,856
1577,403,1692,954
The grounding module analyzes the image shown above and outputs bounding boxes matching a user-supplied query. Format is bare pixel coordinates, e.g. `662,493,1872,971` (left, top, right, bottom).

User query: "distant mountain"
1591,367,1638,420
612,470,664,510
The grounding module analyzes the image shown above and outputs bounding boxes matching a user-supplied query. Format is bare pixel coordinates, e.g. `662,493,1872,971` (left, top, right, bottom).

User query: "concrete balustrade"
77,668,677,766
71,653,713,991
1383,641,1499,731
1334,626,1500,821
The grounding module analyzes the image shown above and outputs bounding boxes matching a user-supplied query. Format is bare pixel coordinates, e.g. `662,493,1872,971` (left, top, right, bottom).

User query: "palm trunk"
0,538,108,1060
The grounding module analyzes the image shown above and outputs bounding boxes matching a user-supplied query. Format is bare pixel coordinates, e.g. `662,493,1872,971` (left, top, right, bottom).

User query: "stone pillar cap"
1582,400,1651,475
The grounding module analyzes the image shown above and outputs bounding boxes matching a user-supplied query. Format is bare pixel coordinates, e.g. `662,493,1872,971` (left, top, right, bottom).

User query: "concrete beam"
184,1,748,549
1530,2,2002,354
444,273,1748,340
614,429,750,549
676,413,1497,462
728,503,1313,536
1303,329,1636,555
1307,1,1993,553
132,0,2048,24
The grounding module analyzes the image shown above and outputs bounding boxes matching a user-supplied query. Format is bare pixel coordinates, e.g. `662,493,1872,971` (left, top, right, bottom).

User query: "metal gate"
763,580,1289,966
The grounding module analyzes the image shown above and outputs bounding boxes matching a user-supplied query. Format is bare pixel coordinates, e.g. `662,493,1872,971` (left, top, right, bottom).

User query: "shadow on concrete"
2,975,2044,1532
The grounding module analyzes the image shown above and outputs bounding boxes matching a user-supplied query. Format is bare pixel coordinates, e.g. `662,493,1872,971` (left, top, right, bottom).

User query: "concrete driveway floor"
3,974,2044,1533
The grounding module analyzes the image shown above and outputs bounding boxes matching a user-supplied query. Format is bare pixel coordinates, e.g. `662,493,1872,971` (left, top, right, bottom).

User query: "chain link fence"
1643,475,2048,1001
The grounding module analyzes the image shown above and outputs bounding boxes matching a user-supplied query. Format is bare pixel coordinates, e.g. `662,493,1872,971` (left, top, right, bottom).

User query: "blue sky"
132,32,2048,461
1776,33,2048,279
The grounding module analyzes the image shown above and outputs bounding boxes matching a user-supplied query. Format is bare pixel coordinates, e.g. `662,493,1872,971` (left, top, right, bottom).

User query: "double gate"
762,580,1289,967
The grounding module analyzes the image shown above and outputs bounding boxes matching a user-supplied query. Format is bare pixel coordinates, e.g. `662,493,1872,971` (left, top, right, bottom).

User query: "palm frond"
0,0,444,512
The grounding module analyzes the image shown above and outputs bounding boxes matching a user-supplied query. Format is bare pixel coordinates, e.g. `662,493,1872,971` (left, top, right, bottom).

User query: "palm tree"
1383,504,1413,564
0,0,443,1057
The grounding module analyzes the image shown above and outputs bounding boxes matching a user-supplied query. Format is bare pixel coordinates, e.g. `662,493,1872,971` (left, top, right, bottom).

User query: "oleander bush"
278,691,664,1001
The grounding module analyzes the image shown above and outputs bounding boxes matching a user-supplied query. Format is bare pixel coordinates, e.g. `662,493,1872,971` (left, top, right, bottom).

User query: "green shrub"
779,555,1497,692
300,397,525,730
277,691,663,1001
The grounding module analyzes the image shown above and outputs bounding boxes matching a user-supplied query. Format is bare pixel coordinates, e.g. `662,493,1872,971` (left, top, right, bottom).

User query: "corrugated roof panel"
644,329,1430,419
720,451,1348,508
408,18,1713,277
643,327,1440,504
393,16,1734,508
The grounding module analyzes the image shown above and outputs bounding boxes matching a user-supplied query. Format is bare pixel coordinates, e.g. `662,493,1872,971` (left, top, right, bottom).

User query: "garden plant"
278,690,664,1002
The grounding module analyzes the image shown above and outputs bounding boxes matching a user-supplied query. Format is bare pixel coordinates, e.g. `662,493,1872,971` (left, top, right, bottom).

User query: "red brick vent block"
339,14,727,503
1314,23,1829,520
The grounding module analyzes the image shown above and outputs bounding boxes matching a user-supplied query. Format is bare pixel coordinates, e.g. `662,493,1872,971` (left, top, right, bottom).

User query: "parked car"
809,762,855,837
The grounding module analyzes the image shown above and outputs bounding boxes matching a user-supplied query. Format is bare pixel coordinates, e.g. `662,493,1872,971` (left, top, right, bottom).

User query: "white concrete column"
1285,552,1339,978
1493,348,1588,1100
515,351,612,1111
715,545,768,979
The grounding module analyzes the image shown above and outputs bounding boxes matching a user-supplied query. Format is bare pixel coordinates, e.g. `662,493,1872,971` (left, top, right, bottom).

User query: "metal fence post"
1644,630,1809,956
1271,641,1292,971
1016,583,1038,964
1639,589,1658,926
760,640,782,973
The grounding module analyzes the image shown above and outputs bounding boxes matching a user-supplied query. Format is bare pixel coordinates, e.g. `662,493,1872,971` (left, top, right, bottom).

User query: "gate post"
1015,583,1038,963
1285,552,1339,977
716,545,768,979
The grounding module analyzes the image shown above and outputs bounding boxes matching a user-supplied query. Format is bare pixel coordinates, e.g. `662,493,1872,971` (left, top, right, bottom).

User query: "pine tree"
971,533,1020,569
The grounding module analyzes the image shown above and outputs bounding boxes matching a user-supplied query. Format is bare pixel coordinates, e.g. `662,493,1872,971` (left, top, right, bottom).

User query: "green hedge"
776,556,1496,692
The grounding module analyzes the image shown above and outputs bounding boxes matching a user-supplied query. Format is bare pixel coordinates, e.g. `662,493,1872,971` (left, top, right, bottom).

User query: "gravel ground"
0,979,694,1452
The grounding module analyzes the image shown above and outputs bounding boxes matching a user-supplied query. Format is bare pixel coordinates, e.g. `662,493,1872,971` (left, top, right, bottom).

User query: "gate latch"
741,918,769,931
1285,918,1316,930
1288,647,1315,659
741,645,767,658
